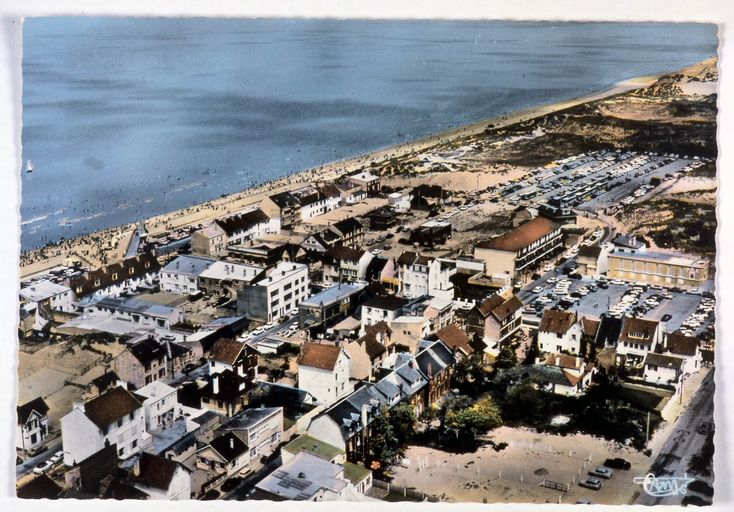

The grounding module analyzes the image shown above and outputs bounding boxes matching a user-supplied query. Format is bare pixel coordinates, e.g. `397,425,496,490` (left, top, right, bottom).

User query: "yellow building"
607,249,708,288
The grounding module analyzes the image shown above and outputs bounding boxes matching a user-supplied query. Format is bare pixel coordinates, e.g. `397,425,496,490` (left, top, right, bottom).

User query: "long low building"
607,249,709,288
474,217,563,280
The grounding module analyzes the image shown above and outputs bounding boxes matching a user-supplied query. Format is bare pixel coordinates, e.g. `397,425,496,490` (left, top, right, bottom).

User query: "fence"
373,479,439,502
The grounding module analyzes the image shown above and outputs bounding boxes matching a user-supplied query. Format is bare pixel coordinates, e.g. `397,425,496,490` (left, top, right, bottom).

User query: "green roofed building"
281,433,345,464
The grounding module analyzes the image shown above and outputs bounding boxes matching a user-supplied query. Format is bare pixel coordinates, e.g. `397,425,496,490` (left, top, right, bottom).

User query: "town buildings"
16,397,50,454
237,262,309,322
396,251,456,300
607,249,709,288
297,342,353,406
538,310,583,355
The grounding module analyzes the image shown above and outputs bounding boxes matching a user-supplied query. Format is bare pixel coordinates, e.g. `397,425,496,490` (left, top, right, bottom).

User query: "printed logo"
633,473,695,497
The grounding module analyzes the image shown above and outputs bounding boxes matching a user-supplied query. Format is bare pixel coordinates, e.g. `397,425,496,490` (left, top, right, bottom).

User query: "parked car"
578,476,602,490
50,450,64,464
182,363,198,375
603,458,631,470
33,460,54,475
589,466,614,479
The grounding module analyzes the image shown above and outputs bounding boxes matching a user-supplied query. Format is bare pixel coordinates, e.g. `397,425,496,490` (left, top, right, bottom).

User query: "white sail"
26,159,34,173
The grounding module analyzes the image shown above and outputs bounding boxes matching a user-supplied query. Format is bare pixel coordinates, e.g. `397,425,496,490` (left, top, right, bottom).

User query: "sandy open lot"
391,426,650,505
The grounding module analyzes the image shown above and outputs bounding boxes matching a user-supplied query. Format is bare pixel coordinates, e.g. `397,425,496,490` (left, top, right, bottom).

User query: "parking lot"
519,262,715,337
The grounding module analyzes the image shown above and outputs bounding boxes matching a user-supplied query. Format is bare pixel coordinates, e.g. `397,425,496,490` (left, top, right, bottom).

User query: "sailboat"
25,160,34,174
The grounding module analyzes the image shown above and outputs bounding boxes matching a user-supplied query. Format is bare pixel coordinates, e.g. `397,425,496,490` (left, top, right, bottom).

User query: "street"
15,437,63,480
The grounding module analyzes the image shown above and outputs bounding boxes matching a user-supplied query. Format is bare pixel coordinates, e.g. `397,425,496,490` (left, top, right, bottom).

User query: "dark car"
603,458,631,470
182,363,198,375
569,273,583,280
661,314,673,322
597,282,609,289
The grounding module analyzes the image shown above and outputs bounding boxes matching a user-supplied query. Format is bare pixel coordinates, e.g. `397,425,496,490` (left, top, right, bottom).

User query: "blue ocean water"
20,18,718,250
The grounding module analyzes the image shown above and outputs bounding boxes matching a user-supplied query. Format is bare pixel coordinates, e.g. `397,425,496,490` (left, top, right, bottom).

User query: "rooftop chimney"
361,403,369,427
230,436,234,449
213,374,220,395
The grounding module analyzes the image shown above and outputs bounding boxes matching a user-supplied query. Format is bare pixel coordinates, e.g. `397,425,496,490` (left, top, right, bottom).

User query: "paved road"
224,455,283,500
633,370,715,506
16,437,63,479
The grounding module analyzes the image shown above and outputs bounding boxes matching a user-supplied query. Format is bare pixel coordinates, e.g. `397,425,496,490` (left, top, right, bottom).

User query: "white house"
69,253,160,302
61,386,146,466
19,280,76,313
396,251,455,300
643,353,686,387
84,296,183,330
130,452,192,500
293,185,343,222
159,255,217,295
134,380,180,432
16,397,49,453
387,192,412,213
616,317,664,366
539,353,596,397
360,295,411,334
217,407,284,461
298,343,353,406
538,310,583,354
322,246,373,286
214,207,274,246
237,262,310,322
195,432,250,477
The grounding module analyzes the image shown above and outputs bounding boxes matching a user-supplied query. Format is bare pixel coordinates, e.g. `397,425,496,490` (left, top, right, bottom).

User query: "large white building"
134,380,180,432
237,262,310,322
19,280,76,313
61,386,146,466
538,310,583,354
160,255,264,297
298,342,353,407
159,255,216,295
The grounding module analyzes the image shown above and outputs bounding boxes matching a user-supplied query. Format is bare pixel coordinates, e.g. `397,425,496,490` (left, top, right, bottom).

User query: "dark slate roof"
128,338,167,365
322,245,365,265
70,444,119,493
208,432,248,462
131,452,188,491
17,397,49,424
268,191,300,209
362,295,409,311
365,256,388,281
219,407,282,433
325,383,387,437
415,341,455,379
90,371,120,393
596,314,624,346
578,245,602,259
215,209,270,235
249,381,317,412
199,369,248,403
16,474,62,500
101,478,150,500
332,217,363,237
619,318,660,346
666,332,699,357
539,310,578,335
84,386,143,430
69,253,160,297
644,352,685,371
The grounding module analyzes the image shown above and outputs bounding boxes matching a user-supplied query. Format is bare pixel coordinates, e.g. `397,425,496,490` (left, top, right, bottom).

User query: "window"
129,412,134,421
158,368,165,377
131,439,138,449
117,418,123,428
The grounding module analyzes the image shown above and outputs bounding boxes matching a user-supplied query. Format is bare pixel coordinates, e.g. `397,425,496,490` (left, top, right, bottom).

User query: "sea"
20,18,718,250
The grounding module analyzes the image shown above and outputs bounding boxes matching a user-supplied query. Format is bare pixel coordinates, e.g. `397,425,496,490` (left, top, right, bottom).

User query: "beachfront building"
214,207,276,246
396,251,456,300
61,386,145,466
335,182,367,204
298,342,353,407
538,310,583,355
19,280,76,314
236,262,309,322
68,253,160,302
159,255,215,295
474,217,563,280
346,170,381,195
607,249,709,288
293,185,344,221
190,223,227,257
16,397,50,454
260,191,302,230
228,241,306,267
160,255,265,298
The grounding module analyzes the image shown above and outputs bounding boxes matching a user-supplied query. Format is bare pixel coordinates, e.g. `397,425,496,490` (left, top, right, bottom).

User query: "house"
113,338,169,389
260,191,302,230
16,474,62,500
19,280,76,314
293,185,343,222
335,182,367,204
423,295,455,332
63,444,119,497
616,317,664,366
197,261,266,299
237,262,310,322
217,407,283,461
87,370,124,398
331,218,365,248
612,234,647,251
409,221,452,247
643,353,686,387
396,251,455,300
199,369,249,417
387,191,412,213
431,324,474,360
538,310,583,355
252,451,366,501
68,253,160,301
414,340,456,406
134,380,180,431
465,292,523,353
61,386,145,466
537,203,577,225
665,332,702,371
343,332,390,381
299,283,367,332
214,207,274,246
298,342,353,406
474,217,563,280
359,295,411,334
367,207,397,230
321,246,373,286
228,241,306,266
303,228,344,254
281,433,346,465
208,337,259,383
129,452,192,500
16,397,49,453
346,170,381,195
195,432,250,477
85,296,183,330
541,353,596,396
607,249,709,288
576,244,610,277
190,223,228,257
390,315,432,352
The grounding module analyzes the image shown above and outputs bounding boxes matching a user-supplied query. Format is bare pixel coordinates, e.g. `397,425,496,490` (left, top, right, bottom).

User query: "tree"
369,404,417,466
494,343,518,370
444,396,503,446
523,337,540,365
390,402,416,447
451,354,488,395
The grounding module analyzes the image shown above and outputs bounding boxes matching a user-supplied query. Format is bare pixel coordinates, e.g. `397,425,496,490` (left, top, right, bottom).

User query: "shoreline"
19,71,664,278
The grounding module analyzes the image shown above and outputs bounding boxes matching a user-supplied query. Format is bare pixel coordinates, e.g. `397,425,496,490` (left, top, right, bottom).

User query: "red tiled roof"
619,318,660,346
477,293,523,321
539,310,577,335
435,324,474,355
209,338,245,366
476,217,559,252
298,342,343,371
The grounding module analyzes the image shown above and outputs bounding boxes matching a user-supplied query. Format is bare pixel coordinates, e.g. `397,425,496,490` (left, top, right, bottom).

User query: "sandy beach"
19,73,661,279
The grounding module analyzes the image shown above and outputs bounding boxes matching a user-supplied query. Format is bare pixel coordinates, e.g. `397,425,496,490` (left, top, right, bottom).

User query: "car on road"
578,476,602,490
33,460,54,475
182,363,198,374
603,457,631,470
575,499,593,504
532,286,544,294
50,450,64,464
371,249,382,255
589,466,614,479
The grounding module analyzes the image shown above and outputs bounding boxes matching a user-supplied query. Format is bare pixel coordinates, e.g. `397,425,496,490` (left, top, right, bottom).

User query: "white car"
544,264,555,272
533,286,545,294
547,277,557,284
33,460,54,475
50,450,64,464
371,249,382,255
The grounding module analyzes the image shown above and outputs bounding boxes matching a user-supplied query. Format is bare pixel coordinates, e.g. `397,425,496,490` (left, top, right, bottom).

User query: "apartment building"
237,262,309,322
607,248,709,288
